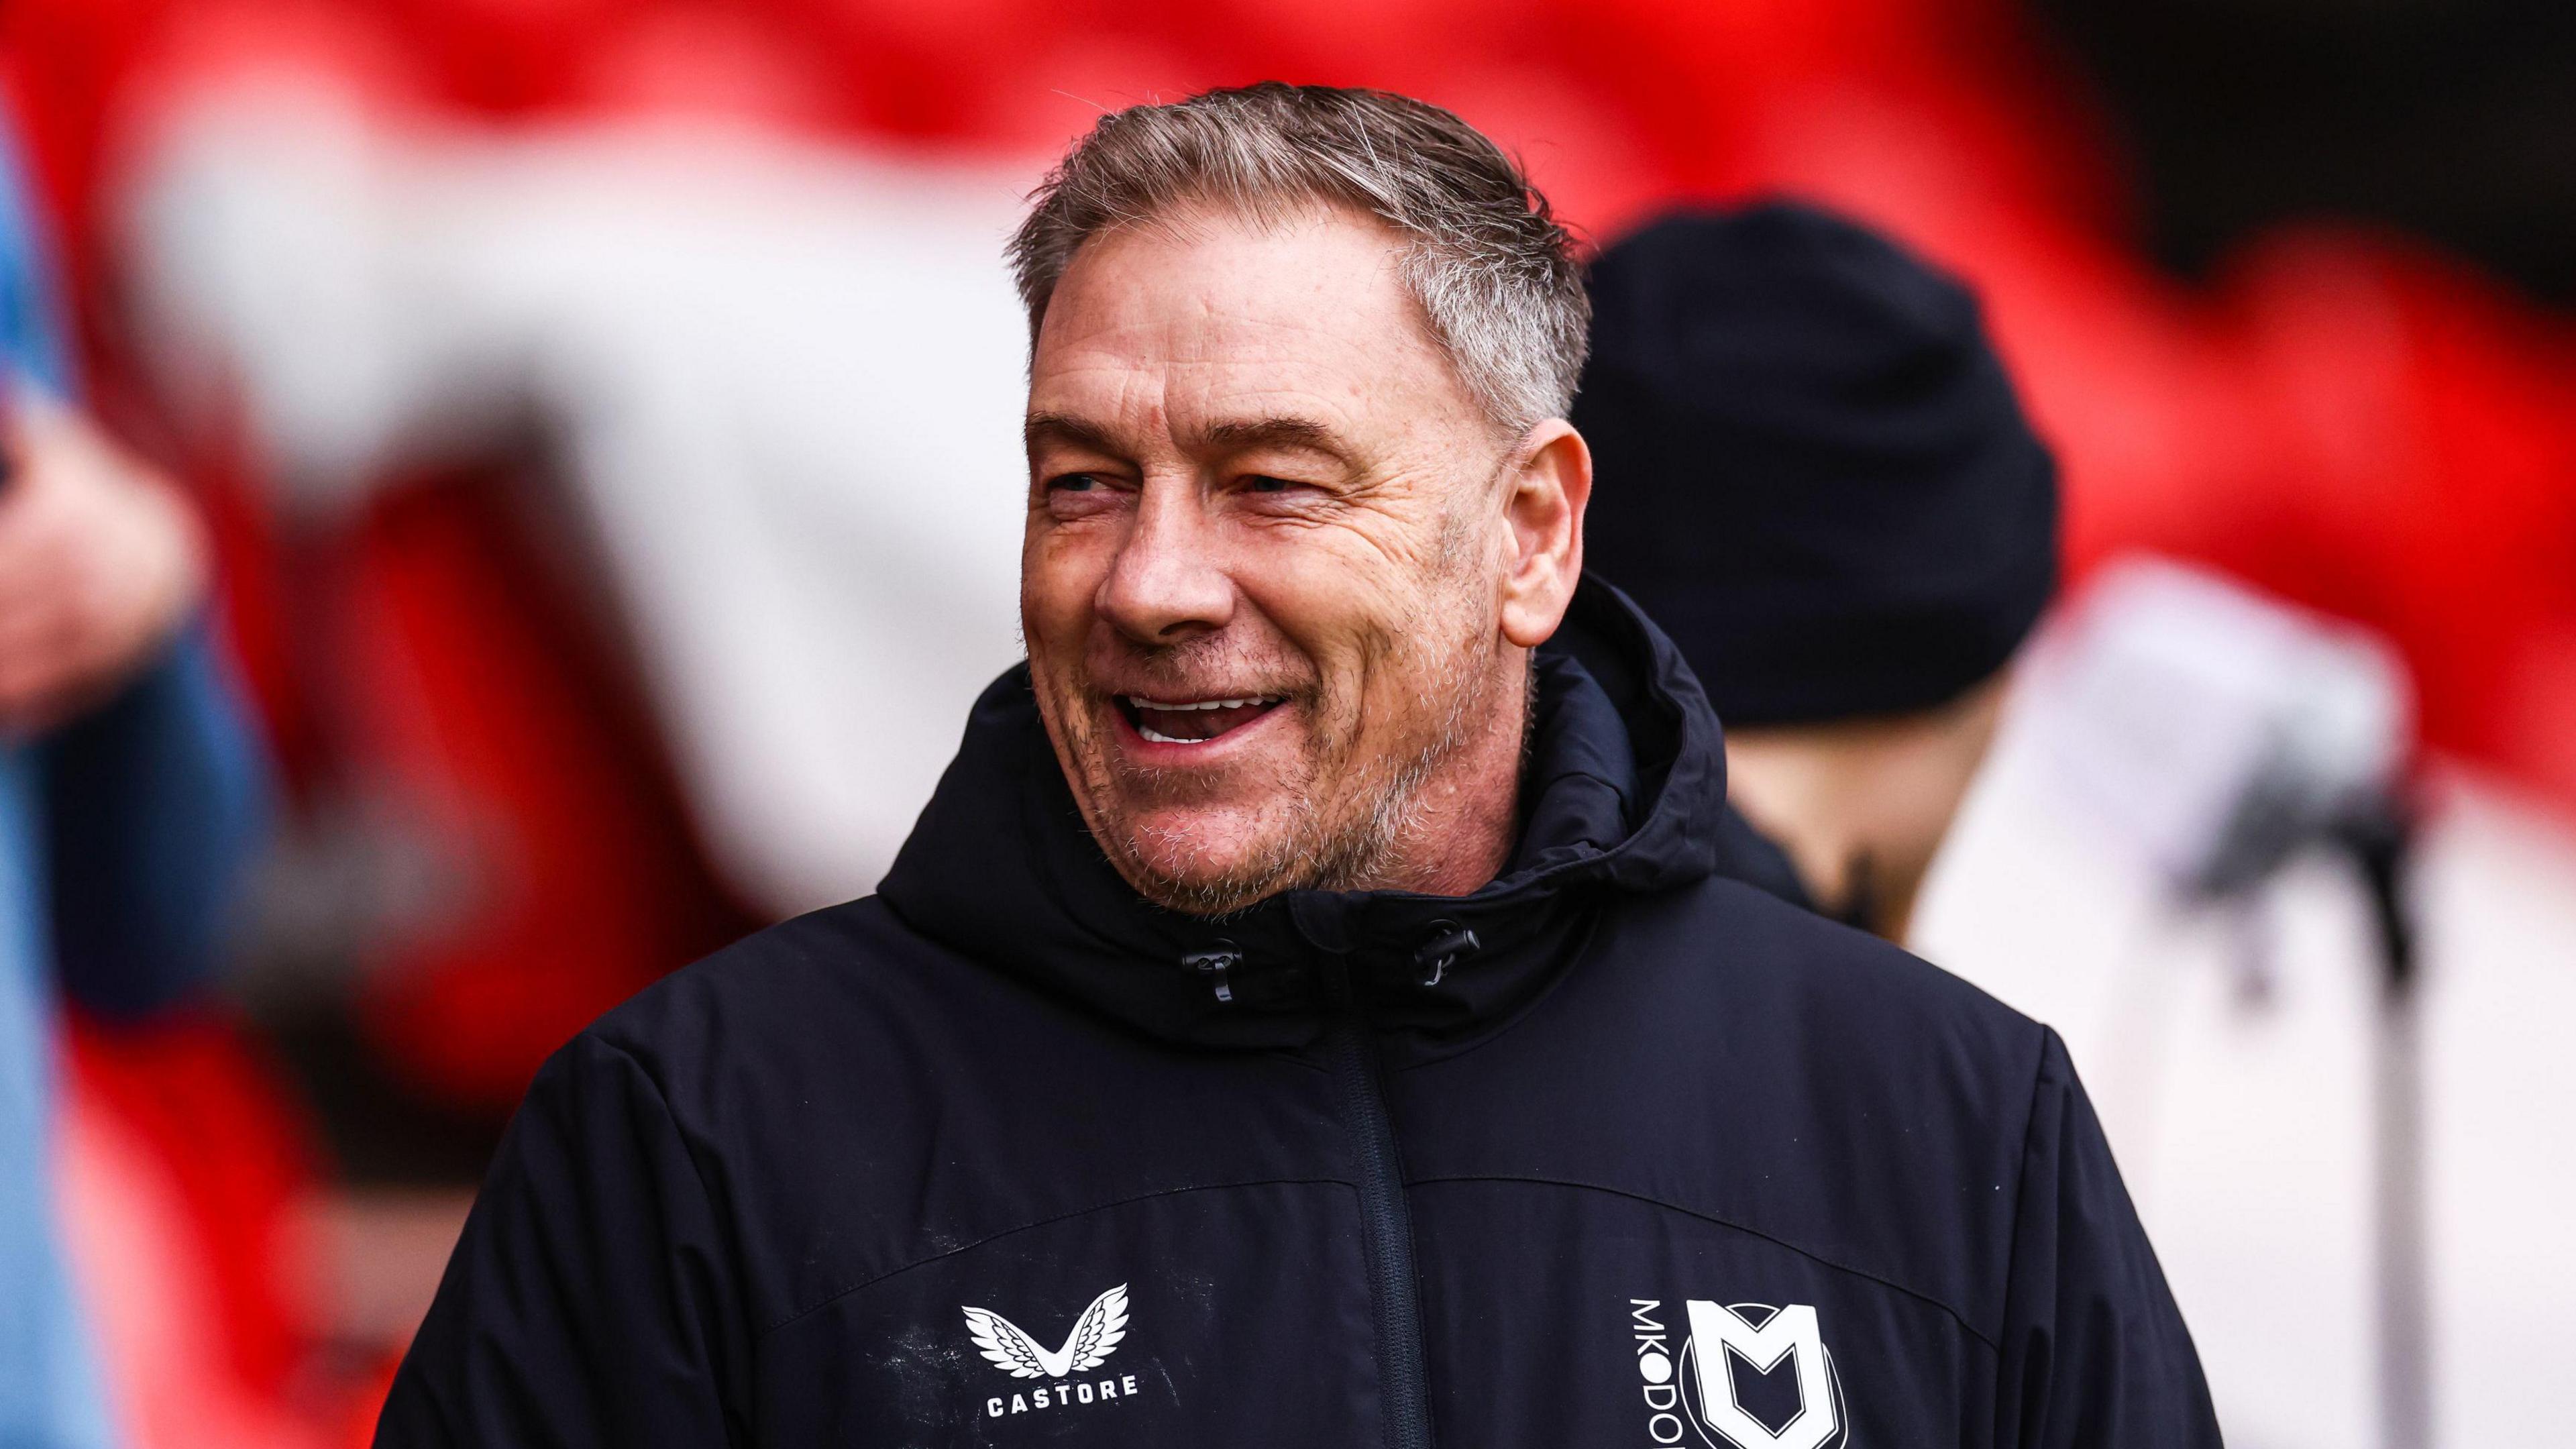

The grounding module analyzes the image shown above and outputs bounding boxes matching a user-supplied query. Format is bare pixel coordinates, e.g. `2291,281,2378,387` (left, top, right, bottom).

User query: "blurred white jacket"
1913,574,2576,1449
122,83,1032,917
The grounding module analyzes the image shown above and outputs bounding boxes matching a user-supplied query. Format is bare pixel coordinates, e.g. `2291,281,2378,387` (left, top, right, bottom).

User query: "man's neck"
1722,676,2006,941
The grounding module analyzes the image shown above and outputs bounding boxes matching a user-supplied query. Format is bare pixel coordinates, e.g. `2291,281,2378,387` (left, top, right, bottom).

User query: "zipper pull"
1182,941,1243,1004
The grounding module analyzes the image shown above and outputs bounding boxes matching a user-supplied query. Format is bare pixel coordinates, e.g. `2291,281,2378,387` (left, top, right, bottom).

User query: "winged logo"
961,1284,1130,1380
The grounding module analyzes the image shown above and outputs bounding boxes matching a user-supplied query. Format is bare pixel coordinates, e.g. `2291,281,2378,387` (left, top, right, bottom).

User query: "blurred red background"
1,0,2567,1442
11,0,2571,819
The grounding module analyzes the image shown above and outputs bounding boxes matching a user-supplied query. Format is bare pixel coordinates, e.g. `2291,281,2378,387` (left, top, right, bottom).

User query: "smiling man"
1016,189,1579,918
378,85,2217,1448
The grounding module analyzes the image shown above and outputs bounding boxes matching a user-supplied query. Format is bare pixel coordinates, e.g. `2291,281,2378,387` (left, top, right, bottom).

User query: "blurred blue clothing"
0,121,271,1448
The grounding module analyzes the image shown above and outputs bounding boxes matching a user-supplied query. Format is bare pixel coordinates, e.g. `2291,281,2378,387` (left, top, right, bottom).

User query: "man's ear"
1498,419,1591,649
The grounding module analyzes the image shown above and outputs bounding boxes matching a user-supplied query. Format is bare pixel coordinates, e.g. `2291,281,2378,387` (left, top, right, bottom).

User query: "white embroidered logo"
1628,1298,1846,1449
962,1284,1130,1380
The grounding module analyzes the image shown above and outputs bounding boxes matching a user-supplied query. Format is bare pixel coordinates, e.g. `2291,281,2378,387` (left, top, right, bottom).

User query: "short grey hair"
1007,83,1591,433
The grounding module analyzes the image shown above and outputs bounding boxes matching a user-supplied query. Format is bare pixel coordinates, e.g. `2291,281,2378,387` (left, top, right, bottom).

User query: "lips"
1116,694,1286,745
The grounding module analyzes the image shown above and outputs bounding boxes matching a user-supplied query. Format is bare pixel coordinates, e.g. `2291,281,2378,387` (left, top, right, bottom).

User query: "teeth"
1125,694,1282,746
1124,696,1279,711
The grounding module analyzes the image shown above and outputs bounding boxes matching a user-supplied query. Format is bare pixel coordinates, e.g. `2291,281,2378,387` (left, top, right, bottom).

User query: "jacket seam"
755,1175,1358,1340
1988,1024,2057,1356
584,1034,757,1449
590,1035,731,1210
1405,1171,2003,1353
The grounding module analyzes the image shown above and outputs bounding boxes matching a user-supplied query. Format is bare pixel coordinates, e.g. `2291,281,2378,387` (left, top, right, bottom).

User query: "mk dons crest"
1628,1297,1846,1449
1678,1301,1845,1449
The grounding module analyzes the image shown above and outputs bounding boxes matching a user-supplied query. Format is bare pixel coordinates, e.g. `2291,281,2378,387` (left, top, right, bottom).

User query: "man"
380,85,2215,1447
0,117,270,1447
1576,203,2059,943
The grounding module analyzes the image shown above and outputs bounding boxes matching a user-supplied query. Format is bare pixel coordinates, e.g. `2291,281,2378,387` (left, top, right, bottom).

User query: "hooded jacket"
378,580,2217,1448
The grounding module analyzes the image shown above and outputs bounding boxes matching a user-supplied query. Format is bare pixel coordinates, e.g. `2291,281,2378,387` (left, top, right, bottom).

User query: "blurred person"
380,85,2211,1448
1567,204,2576,1446
0,119,270,1447
115,84,1036,1110
1574,203,2059,943
120,90,1031,928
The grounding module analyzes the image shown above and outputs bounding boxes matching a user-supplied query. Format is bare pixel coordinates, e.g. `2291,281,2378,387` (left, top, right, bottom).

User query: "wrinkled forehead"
1026,204,1485,450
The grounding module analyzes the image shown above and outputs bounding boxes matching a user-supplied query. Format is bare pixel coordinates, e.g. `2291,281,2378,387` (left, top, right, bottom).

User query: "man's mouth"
1116,694,1287,745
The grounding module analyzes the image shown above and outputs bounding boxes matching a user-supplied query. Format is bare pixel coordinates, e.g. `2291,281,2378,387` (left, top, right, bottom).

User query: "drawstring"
1183,923,1481,1002
1181,941,1242,1004
1412,921,1481,988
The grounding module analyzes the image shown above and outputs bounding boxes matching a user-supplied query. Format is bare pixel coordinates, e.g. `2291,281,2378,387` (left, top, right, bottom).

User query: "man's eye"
1049,473,1100,492
1246,475,1295,494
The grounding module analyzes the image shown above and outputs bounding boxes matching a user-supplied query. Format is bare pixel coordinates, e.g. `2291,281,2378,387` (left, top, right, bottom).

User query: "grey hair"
1007,83,1591,433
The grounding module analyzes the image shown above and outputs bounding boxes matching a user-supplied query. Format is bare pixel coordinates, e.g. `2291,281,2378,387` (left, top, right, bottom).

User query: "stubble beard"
1051,588,1511,918
1116,623,1499,916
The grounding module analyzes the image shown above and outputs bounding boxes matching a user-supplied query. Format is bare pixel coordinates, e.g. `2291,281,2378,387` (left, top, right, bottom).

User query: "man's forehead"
1026,208,1470,448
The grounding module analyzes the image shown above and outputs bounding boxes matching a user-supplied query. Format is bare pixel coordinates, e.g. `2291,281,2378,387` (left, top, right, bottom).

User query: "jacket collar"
877,578,1727,1051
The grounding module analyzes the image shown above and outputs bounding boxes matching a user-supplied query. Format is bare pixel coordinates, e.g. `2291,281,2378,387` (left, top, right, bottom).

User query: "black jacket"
379,580,2217,1448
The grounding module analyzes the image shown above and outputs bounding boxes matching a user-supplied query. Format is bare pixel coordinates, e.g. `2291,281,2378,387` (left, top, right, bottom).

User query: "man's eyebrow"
1201,416,1348,458
1023,412,1126,458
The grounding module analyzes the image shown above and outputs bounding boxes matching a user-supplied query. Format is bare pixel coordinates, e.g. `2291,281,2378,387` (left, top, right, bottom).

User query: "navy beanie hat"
1572,201,2059,727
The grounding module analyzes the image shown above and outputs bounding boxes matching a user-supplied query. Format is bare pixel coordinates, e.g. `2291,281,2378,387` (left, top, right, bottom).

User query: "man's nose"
1096,483,1234,643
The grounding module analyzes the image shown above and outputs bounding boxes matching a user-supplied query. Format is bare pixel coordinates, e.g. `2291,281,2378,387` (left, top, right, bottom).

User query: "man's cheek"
1021,586,1102,683
1256,536,1421,626
1024,519,1116,592
1236,577,1385,692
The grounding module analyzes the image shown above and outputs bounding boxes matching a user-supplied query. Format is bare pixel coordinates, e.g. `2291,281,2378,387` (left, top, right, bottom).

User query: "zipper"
1328,1016,1437,1449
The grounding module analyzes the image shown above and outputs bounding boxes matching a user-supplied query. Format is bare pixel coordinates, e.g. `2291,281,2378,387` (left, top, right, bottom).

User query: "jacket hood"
876,577,1727,1051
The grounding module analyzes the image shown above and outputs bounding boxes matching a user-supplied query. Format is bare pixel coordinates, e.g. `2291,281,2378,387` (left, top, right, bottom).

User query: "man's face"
1021,205,1527,914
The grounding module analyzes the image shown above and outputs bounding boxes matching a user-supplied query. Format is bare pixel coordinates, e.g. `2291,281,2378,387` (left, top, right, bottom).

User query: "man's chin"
1093,807,1311,917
